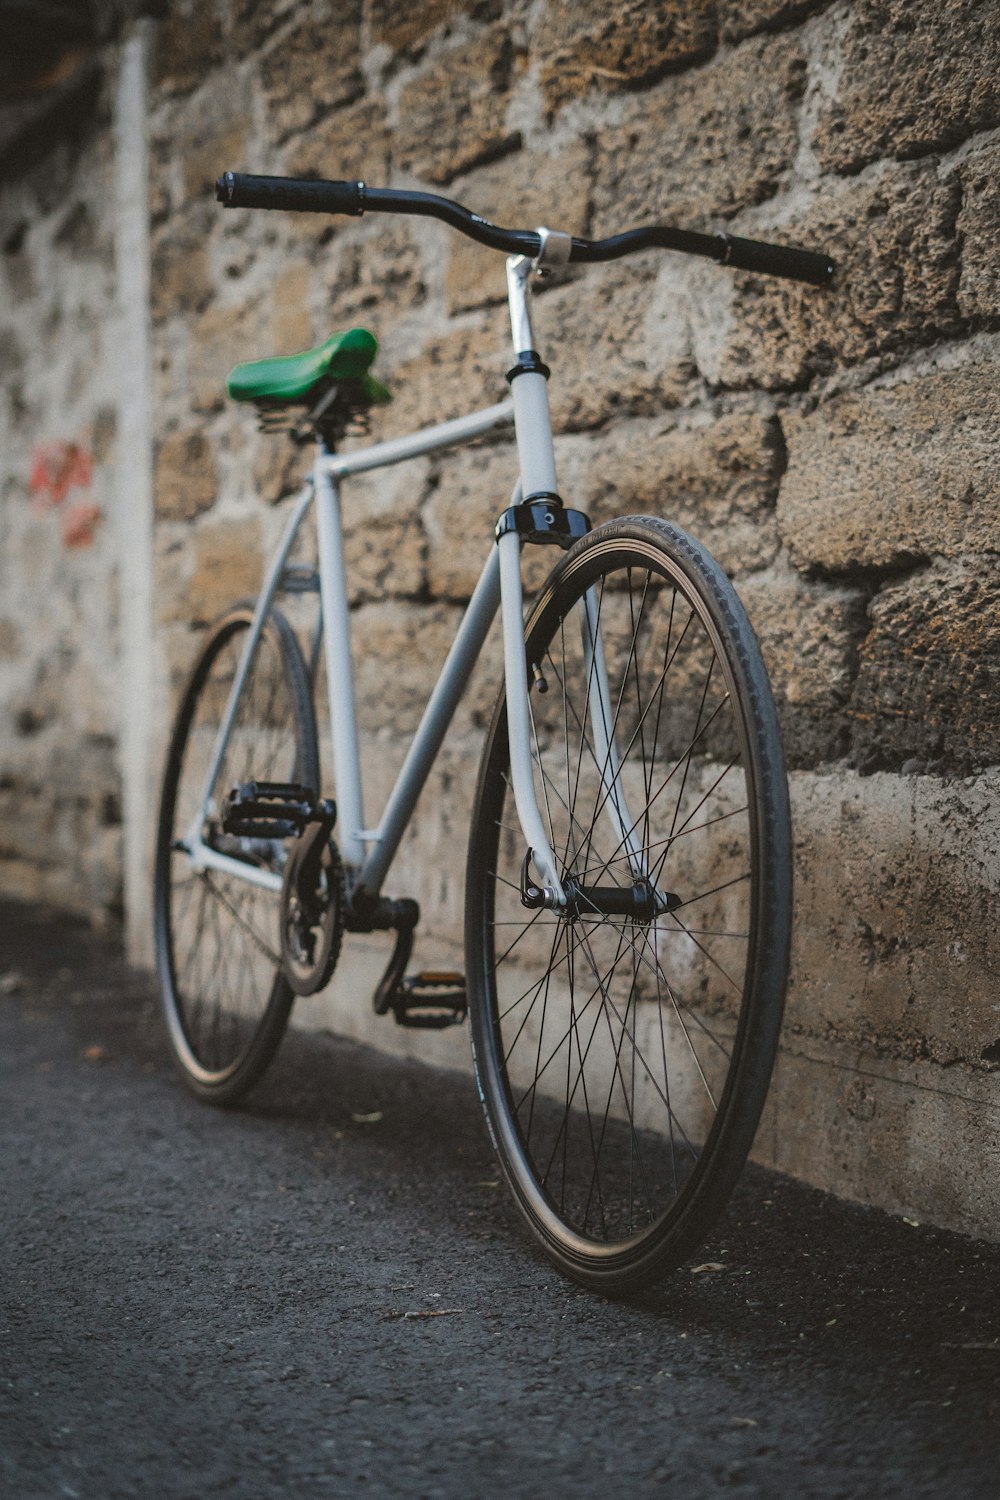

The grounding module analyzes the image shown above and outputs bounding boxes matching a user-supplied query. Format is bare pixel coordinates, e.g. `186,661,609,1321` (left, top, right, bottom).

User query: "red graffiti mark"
29,440,93,508
60,500,102,549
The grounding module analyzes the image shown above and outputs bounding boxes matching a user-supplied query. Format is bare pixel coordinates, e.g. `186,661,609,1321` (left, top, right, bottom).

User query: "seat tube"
314,450,366,869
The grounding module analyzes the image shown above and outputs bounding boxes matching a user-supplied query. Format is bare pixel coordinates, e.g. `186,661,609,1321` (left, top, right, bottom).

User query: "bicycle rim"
466,517,791,1289
154,605,318,1102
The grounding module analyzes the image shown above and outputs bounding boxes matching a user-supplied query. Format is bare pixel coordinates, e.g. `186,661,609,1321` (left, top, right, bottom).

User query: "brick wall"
4,0,1000,1235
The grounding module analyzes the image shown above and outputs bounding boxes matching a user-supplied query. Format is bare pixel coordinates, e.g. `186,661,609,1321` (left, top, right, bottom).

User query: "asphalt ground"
2,897,999,1499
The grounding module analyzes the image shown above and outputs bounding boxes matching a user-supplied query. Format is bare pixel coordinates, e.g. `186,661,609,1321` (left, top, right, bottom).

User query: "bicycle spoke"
472,520,788,1277
158,609,313,1090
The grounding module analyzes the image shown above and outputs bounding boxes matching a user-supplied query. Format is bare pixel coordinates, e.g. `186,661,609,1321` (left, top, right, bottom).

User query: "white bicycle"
154,171,833,1291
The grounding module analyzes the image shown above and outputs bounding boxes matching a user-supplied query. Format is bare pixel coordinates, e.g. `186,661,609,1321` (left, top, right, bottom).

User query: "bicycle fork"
499,248,650,911
497,530,651,911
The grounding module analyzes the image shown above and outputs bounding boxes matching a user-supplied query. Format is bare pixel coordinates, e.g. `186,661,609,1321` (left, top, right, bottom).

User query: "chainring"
279,834,346,996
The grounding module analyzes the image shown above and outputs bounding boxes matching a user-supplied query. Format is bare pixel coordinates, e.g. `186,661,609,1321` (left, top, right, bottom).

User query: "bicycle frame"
185,248,641,910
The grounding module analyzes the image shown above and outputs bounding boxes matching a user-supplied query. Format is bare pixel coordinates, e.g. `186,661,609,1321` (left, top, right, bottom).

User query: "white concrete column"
114,25,156,965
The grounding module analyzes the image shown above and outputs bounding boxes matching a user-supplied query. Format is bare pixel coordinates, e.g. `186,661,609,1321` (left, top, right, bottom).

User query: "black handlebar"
216,171,835,287
716,232,834,285
217,171,366,217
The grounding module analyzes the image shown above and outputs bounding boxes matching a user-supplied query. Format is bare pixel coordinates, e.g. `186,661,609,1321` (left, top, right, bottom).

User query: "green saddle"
226,327,391,405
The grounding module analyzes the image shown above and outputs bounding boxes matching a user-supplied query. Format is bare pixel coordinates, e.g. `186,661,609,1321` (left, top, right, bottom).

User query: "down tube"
357,548,502,897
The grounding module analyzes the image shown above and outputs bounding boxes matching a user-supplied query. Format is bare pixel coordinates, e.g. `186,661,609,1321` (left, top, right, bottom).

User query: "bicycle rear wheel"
154,604,319,1103
465,516,791,1291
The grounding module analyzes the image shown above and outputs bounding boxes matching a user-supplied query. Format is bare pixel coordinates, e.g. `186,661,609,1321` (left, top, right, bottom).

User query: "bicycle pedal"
220,780,322,839
391,971,467,1030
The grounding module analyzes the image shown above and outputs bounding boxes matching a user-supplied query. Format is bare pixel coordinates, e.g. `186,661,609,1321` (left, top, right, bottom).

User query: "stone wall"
3,0,1000,1237
0,72,125,919
144,0,1000,1236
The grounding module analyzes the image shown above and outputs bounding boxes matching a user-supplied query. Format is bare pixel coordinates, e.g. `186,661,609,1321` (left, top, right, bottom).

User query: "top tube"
215,171,836,288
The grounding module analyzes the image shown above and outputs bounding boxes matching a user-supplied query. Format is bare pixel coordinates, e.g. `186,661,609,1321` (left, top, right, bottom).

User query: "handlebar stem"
506,253,535,354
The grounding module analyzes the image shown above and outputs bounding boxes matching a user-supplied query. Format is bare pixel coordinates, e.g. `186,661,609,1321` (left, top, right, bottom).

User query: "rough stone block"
260,0,364,144
573,411,784,574
176,71,252,202
340,459,431,606
445,143,591,314
228,0,299,55
148,134,174,227
957,139,1000,323
719,0,831,43
849,558,1000,775
189,299,265,414
370,0,501,56
52,200,98,258
150,216,214,323
1,218,34,300
372,268,690,440
284,97,391,185
395,27,521,185
423,440,554,601
718,163,962,390
370,308,511,438
152,0,225,96
757,1035,1000,1239
155,528,189,630
780,359,1000,575
543,266,695,431
739,565,867,765
154,429,218,522
350,600,461,733
534,0,717,113
592,34,806,234
184,516,263,624
0,618,21,660
252,431,301,508
319,219,425,325
90,407,116,467
813,0,1000,175
0,323,26,386
0,769,125,917
185,120,248,203
268,261,314,354
785,768,1000,1070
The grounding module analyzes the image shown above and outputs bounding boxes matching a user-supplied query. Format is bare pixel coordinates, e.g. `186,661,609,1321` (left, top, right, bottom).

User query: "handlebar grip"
717,232,835,287
215,171,365,216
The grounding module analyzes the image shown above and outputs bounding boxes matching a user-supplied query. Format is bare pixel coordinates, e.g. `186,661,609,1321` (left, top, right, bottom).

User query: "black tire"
465,517,791,1292
154,604,319,1104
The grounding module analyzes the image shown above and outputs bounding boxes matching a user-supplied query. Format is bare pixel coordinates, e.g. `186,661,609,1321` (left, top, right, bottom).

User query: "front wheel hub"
561,877,681,924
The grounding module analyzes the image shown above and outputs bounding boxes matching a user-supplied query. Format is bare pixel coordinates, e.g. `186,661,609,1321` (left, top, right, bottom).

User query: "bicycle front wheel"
466,516,791,1291
154,604,319,1104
